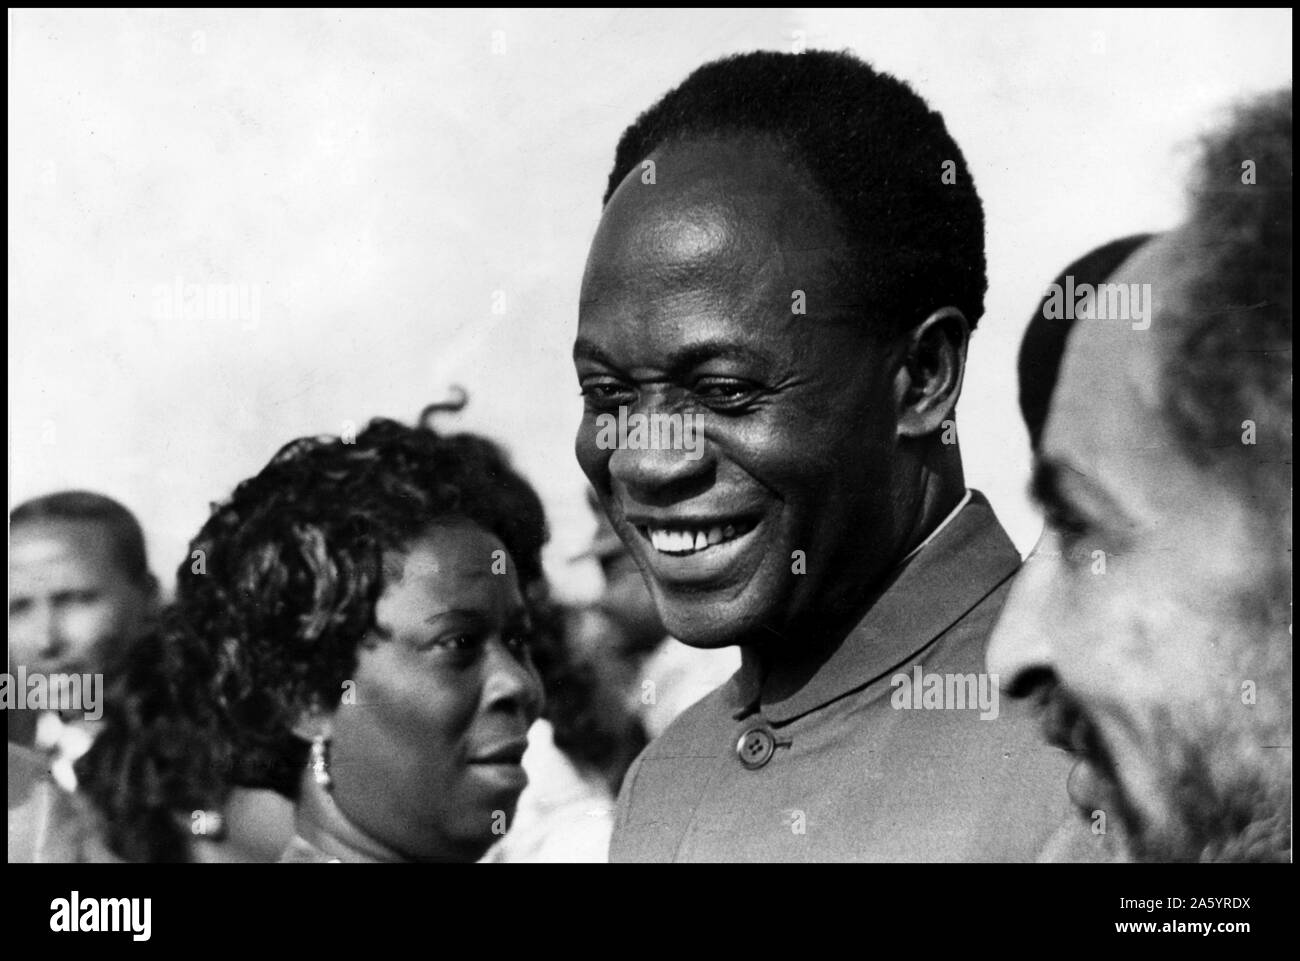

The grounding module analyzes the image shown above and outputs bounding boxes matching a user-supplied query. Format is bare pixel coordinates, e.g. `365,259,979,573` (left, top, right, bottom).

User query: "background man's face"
988,230,1292,860
597,548,665,655
8,518,154,676
574,135,913,649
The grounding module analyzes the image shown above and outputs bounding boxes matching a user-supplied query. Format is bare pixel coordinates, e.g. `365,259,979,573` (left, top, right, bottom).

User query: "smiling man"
573,51,1073,861
989,89,1292,862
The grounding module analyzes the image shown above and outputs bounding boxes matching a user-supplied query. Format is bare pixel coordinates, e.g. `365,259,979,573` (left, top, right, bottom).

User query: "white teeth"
646,524,747,555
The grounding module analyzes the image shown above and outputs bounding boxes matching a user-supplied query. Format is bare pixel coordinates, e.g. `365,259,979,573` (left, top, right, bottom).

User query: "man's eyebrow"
572,338,618,366
572,337,771,371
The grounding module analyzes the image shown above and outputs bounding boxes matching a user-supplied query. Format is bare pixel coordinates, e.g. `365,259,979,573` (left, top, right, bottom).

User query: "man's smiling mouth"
637,519,759,557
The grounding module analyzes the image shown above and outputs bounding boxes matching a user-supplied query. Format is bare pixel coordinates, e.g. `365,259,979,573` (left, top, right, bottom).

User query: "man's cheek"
62,608,117,653
1084,597,1196,730
1053,582,1141,698
574,428,609,484
7,622,39,660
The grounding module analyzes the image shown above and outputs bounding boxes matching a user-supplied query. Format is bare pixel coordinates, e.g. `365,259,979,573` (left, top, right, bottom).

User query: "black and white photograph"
6,5,1292,940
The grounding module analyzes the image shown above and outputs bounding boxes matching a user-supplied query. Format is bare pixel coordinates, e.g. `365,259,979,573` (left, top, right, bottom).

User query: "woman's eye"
428,633,480,653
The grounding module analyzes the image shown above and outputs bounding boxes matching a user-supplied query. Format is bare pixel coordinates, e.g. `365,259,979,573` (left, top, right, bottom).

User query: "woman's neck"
291,767,408,863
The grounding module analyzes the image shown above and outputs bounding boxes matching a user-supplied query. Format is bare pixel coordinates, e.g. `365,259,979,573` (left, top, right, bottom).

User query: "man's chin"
655,591,769,649
659,608,751,649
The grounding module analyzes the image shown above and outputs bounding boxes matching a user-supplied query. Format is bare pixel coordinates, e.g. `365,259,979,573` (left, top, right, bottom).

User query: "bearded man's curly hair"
76,410,548,862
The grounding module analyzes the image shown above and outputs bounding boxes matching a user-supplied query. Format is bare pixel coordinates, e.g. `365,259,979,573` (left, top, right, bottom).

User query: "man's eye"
504,631,533,654
580,381,635,408
693,378,756,408
1045,511,1094,563
59,590,101,605
1049,511,1088,541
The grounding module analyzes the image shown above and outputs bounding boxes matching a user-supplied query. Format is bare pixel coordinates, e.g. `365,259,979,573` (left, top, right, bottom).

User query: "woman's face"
327,519,543,861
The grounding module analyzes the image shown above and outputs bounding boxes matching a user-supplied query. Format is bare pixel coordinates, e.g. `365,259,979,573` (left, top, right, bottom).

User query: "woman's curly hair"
76,408,549,862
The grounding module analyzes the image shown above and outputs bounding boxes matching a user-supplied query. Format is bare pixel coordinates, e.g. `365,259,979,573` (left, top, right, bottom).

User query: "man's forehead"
1042,229,1195,463
583,136,852,295
10,519,115,561
581,204,748,304
9,532,116,592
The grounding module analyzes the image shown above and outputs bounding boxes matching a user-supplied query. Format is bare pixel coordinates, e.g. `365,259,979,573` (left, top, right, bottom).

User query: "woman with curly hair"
74,409,547,862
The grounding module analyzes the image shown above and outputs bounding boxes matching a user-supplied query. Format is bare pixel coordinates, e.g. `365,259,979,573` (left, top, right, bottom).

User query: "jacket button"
736,726,776,769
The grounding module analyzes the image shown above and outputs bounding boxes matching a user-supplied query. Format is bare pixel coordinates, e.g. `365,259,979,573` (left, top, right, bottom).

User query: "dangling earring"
310,734,333,792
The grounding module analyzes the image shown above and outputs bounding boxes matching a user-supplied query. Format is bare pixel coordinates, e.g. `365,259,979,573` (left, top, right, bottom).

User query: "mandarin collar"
726,490,1020,724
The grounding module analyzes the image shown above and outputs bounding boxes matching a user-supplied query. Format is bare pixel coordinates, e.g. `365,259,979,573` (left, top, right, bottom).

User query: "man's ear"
894,306,969,438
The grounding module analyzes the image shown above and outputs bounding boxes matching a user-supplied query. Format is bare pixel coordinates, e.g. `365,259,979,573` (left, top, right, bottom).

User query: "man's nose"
609,441,709,501
607,401,711,502
32,603,69,661
987,538,1058,697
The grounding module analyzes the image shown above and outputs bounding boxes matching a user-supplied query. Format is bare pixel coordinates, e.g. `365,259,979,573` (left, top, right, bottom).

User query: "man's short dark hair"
10,490,154,588
1162,87,1292,492
603,49,987,335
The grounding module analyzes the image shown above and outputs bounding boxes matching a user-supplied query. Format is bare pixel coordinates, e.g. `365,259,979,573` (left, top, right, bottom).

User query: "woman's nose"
480,639,543,716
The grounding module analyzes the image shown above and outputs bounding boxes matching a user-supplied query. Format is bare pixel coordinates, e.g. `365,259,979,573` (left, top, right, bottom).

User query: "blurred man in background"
575,489,739,740
488,495,738,862
8,491,160,789
990,88,1292,862
8,491,161,861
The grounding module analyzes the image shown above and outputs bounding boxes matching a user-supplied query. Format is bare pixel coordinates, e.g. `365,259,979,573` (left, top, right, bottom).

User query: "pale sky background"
8,8,1293,603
